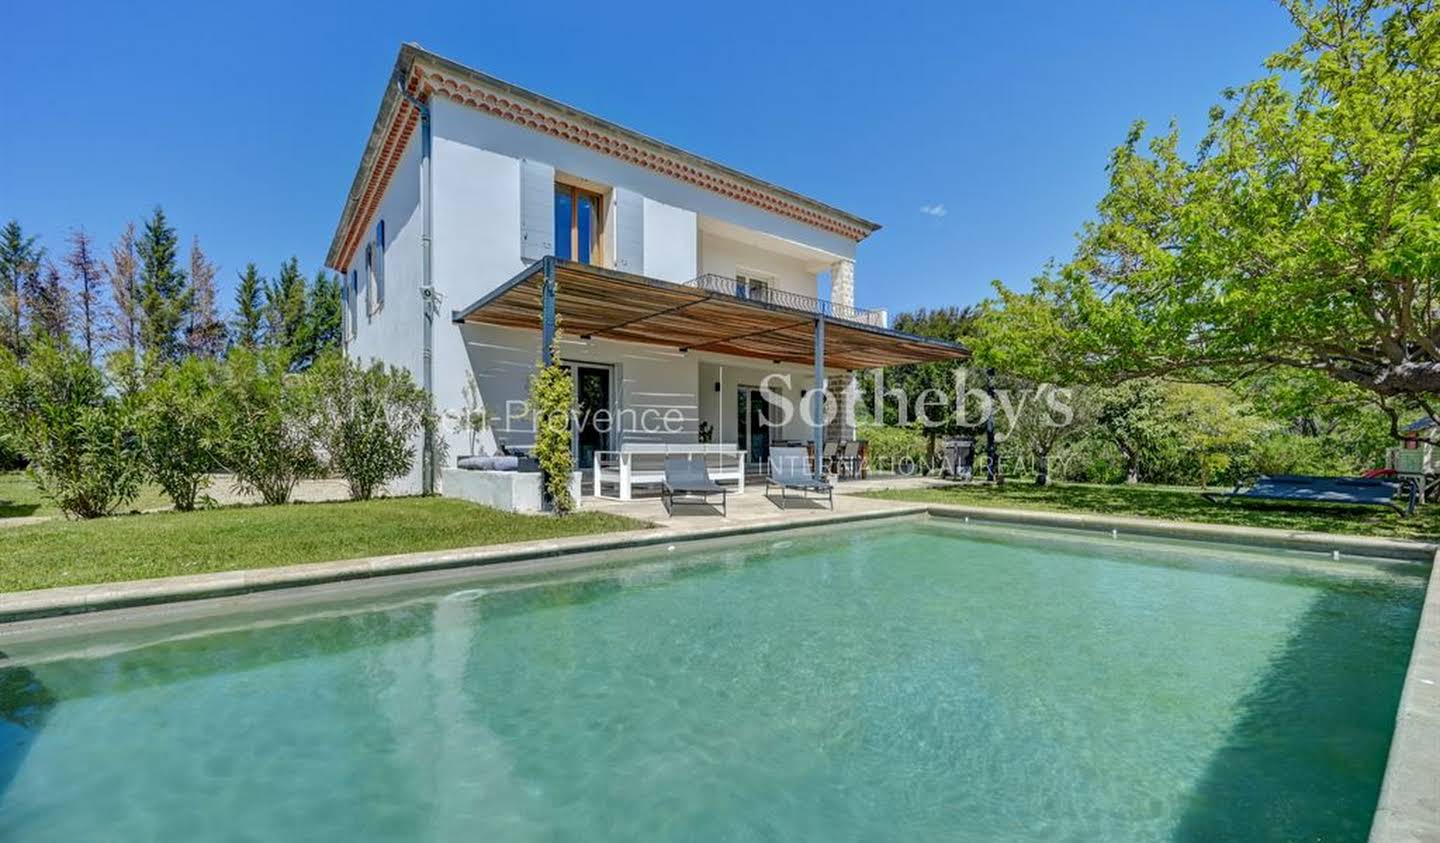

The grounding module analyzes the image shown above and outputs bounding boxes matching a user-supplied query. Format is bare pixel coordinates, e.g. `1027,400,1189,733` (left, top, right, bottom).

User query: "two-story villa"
326,44,967,495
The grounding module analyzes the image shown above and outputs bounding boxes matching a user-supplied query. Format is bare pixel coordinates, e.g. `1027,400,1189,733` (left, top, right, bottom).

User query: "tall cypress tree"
65,228,108,363
264,257,307,363
107,222,141,355
135,206,190,362
230,263,265,350
184,236,226,357
0,220,41,357
305,269,342,361
24,260,71,347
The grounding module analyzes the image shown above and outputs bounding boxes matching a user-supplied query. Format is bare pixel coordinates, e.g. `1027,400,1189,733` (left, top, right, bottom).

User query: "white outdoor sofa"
593,444,746,500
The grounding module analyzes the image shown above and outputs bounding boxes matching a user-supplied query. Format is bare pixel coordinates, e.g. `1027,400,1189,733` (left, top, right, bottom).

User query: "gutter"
395,76,437,495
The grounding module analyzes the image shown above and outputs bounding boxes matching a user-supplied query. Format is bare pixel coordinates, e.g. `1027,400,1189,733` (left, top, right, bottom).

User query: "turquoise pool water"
0,522,1424,841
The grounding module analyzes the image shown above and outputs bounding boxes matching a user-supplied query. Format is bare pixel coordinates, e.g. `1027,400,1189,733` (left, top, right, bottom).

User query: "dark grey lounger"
662,457,727,517
765,447,833,510
1202,474,1417,516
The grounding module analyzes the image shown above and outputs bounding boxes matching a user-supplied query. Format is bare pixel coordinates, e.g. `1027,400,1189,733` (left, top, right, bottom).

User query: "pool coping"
0,504,928,623
1,501,1436,839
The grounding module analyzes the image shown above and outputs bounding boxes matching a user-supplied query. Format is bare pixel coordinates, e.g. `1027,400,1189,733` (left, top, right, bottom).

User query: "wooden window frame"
556,183,605,266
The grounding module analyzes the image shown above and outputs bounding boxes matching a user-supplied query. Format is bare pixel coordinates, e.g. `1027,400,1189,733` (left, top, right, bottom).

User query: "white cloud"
919,203,948,217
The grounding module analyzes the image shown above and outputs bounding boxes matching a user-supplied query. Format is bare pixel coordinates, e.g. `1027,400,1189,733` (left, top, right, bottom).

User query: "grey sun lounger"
765,447,833,510
662,457,727,517
1202,474,1418,516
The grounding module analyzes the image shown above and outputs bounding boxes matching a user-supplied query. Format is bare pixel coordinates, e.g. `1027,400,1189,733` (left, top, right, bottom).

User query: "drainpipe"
396,76,436,495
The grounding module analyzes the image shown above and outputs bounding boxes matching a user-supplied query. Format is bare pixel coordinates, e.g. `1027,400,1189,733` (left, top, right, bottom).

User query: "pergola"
452,257,970,478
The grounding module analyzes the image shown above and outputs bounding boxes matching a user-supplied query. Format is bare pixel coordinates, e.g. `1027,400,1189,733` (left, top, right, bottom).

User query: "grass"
0,496,649,593
864,480,1440,542
0,471,170,519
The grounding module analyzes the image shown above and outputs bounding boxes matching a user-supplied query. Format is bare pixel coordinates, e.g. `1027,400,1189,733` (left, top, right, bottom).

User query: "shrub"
857,423,929,473
137,358,224,511
530,339,575,514
1,344,143,518
218,348,320,505
307,354,431,500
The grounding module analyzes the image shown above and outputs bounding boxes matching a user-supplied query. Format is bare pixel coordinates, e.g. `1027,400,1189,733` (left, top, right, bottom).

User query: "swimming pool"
0,520,1425,841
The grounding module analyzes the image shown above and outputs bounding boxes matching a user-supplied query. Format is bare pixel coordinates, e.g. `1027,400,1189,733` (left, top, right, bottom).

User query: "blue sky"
2,0,1294,315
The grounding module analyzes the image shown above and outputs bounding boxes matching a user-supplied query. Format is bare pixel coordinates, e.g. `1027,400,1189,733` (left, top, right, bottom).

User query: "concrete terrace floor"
578,473,941,526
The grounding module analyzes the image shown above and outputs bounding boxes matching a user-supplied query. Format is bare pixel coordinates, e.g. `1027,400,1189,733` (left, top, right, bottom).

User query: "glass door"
573,365,612,470
736,387,773,468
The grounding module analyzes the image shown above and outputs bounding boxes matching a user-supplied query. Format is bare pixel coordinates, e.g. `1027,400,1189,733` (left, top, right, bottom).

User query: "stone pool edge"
1368,548,1440,843
0,505,928,623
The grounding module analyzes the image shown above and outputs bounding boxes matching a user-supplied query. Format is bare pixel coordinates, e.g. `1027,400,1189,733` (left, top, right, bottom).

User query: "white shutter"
520,159,555,262
612,188,644,274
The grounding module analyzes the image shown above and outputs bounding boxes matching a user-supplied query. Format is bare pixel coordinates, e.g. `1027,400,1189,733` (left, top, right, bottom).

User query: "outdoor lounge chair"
661,457,727,517
765,447,834,509
1202,474,1418,516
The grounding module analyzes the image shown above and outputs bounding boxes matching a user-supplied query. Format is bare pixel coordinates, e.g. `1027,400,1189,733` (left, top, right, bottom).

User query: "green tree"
0,343,143,518
530,336,575,513
217,348,321,505
973,0,1440,411
137,358,223,511
0,220,42,357
306,353,431,500
862,306,980,464
264,257,307,358
136,206,190,362
304,269,343,362
24,261,70,347
230,263,266,350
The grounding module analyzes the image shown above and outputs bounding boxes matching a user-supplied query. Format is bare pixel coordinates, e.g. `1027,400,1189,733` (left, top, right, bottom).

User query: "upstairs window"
554,184,603,265
374,220,385,311
348,269,359,338
736,271,773,304
341,277,350,341
365,244,376,317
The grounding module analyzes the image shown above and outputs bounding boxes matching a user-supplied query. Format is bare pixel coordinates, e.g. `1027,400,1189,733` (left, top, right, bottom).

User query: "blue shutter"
520,159,555,262
375,221,385,309
349,270,359,333
612,188,644,274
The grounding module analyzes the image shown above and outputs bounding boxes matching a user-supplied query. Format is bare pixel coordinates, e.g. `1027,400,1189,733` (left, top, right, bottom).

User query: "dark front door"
574,365,611,470
738,387,773,467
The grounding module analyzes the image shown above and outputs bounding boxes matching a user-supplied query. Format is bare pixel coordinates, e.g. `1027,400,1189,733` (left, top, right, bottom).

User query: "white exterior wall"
641,198,697,282
697,359,839,447
697,230,819,298
340,94,866,492
343,132,426,493
457,323,700,452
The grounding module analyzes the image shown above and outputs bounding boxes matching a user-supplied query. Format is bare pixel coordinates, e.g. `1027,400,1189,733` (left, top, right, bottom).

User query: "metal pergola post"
813,316,826,480
540,256,556,366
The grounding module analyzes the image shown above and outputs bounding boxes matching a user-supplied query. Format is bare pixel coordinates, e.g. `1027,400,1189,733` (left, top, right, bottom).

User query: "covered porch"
449,257,968,500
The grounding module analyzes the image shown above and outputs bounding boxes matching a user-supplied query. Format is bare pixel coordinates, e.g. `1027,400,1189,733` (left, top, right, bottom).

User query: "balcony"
679,274,886,328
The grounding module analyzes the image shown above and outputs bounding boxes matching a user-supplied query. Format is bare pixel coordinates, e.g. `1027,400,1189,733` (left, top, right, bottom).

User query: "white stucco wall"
343,131,426,493
697,230,820,299
642,198,697,282
456,323,700,455
698,359,835,448
339,93,866,492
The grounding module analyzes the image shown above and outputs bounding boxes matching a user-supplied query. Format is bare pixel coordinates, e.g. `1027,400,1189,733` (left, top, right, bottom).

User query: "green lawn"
865,480,1440,541
0,496,648,593
0,471,170,519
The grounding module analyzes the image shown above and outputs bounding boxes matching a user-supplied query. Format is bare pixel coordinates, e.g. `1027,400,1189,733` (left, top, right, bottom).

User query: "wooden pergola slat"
451,258,970,371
